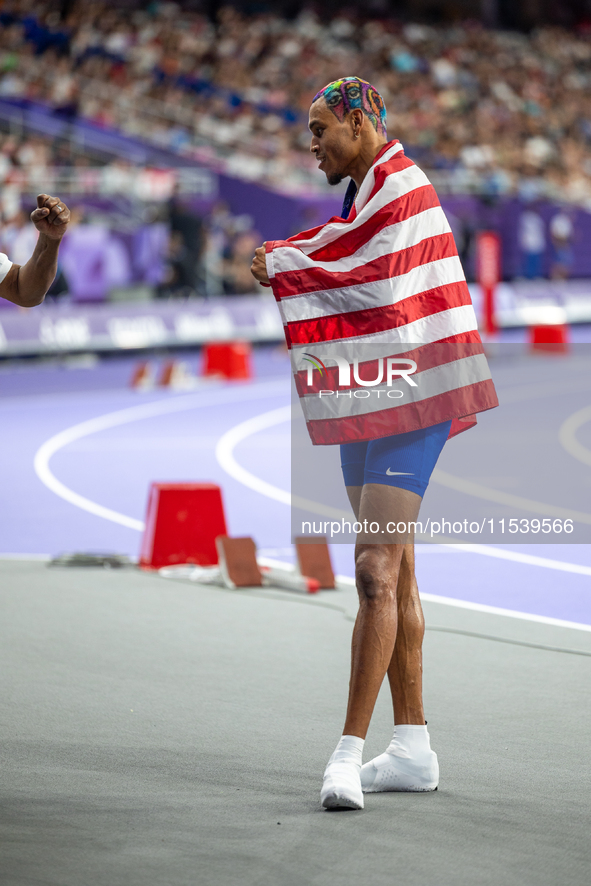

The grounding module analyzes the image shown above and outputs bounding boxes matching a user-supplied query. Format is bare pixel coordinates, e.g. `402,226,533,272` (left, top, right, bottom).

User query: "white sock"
328,734,365,766
387,724,431,757
321,735,365,810
360,724,439,793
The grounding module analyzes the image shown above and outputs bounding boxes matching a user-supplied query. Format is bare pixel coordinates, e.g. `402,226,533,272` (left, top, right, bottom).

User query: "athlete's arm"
0,194,71,307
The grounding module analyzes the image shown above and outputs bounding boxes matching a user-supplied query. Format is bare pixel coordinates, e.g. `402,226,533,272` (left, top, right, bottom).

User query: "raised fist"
30,194,71,240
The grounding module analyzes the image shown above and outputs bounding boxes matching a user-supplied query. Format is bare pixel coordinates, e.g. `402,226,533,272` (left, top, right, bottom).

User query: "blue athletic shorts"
340,419,452,497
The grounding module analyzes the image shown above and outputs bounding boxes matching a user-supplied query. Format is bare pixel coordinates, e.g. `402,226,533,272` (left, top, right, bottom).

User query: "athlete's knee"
355,547,398,604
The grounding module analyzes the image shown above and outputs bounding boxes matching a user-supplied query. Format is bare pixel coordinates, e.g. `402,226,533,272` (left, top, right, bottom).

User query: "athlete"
0,194,71,306
251,78,496,810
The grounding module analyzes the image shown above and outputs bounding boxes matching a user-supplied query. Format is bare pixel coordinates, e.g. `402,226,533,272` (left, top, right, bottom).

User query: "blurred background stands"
1,1,591,351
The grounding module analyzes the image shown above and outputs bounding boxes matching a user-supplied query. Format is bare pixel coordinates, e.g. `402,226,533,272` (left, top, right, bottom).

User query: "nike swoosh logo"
386,469,414,475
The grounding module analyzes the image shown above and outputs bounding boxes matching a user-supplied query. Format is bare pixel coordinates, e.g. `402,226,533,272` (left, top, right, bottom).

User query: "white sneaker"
360,747,439,793
321,759,364,809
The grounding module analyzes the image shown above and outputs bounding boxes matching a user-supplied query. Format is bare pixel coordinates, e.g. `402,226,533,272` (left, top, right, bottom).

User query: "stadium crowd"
0,2,591,203
0,126,264,298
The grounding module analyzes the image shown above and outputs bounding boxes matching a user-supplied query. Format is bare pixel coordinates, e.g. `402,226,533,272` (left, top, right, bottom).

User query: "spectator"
4,4,591,203
202,201,254,296
224,230,262,295
518,207,546,279
549,210,574,280
2,208,37,265
167,187,204,292
156,230,193,299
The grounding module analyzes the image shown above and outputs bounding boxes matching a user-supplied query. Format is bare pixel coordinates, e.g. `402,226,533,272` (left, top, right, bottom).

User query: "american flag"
265,140,499,445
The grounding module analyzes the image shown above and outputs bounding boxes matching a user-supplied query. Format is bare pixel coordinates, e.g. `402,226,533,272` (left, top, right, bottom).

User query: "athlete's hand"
31,194,70,240
250,244,271,287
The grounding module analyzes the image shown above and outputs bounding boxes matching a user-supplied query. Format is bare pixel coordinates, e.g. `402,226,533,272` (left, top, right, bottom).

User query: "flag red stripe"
285,216,348,245
274,231,458,298
266,141,498,445
306,185,441,263
306,380,498,445
293,333,484,396
287,279,471,347
362,153,417,208
347,141,406,221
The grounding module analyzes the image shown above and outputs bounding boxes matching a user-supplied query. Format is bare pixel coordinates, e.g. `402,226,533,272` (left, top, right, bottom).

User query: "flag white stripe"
269,143,494,443
350,142,405,214
272,206,452,277
289,305,479,358
281,164,431,255
300,353,492,421
280,254,465,323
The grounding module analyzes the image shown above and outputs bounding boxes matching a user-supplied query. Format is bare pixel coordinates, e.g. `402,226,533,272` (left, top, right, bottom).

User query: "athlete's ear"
350,109,363,139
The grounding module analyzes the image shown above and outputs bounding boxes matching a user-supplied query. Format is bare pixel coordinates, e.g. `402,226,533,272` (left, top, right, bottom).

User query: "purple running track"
1,345,590,627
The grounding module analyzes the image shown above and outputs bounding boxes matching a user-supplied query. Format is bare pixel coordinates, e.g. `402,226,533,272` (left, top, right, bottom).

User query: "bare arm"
0,194,70,307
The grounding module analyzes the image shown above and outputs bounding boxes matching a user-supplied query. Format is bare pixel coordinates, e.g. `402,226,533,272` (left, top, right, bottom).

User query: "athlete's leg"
321,484,418,809
352,423,452,793
343,483,421,739
323,428,446,806
344,488,424,726
344,484,362,519
357,536,438,793
387,543,425,726
355,421,450,729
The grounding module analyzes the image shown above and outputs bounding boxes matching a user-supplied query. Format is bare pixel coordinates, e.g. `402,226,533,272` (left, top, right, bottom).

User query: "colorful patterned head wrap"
312,77,387,137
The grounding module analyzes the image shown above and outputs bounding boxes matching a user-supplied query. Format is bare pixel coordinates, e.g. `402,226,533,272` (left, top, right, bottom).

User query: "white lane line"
431,467,591,525
419,591,591,632
33,387,591,627
215,406,591,591
559,404,591,468
33,381,288,530
445,543,591,576
431,379,591,521
215,406,352,519
257,559,591,633
335,574,591,633
215,406,292,507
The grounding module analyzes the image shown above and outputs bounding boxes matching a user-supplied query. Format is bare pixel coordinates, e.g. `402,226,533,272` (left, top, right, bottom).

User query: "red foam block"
139,483,227,569
529,324,569,354
202,341,252,380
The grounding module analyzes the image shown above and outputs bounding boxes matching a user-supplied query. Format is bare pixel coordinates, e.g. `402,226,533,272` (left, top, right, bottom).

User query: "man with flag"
251,77,498,810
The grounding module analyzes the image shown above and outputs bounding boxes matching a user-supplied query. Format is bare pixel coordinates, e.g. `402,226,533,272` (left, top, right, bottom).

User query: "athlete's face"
308,99,358,186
